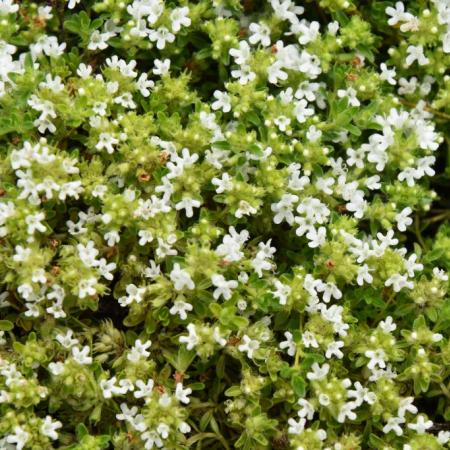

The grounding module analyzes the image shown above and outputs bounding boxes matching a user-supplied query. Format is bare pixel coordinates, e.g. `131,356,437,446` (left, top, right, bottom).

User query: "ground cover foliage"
0,0,450,448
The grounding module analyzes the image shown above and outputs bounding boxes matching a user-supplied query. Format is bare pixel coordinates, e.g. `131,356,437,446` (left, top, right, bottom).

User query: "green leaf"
291,374,306,397
245,111,261,126
163,346,196,372
76,424,89,440
225,386,241,396
0,320,13,331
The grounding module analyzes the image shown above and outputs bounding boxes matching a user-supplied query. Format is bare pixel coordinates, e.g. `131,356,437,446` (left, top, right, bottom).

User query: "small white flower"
6,426,29,450
40,416,62,440
127,339,152,363
395,207,413,232
179,323,199,350
175,198,201,217
211,274,238,300
170,263,195,291
149,27,175,50
383,416,405,436
406,45,429,67
153,59,171,76
248,22,271,47
170,7,191,33
238,335,260,359
379,316,397,333
364,349,386,370
169,299,193,320
306,363,329,381
279,331,296,356
175,382,192,404
211,90,232,112
325,340,344,359
407,415,433,434
72,345,92,365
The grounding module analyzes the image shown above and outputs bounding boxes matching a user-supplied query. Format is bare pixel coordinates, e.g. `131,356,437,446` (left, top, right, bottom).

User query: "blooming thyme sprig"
0,0,449,449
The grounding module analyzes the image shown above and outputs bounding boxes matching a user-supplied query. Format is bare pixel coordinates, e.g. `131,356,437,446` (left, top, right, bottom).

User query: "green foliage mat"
0,0,449,449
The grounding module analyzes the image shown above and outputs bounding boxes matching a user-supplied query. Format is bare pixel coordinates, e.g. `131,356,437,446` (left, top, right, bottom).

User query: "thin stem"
399,99,450,121
414,214,428,251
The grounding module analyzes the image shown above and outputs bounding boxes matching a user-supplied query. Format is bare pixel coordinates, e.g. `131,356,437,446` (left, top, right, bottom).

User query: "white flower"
48,361,65,376
385,273,413,292
306,226,326,248
337,87,360,107
395,207,413,231
288,417,306,435
274,115,291,132
238,335,260,358
297,399,315,420
325,340,344,359
144,260,161,279
116,403,138,422
96,132,118,154
356,264,373,286
72,345,92,365
88,30,110,50
55,329,79,348
77,63,92,78
212,172,233,193
297,20,320,45
127,339,152,363
13,245,31,262
229,41,251,65
134,379,154,399
175,382,192,404
169,299,193,320
433,267,448,281
302,331,318,348
6,426,29,450
231,64,256,85
404,253,423,277
175,198,201,217
294,99,314,123
407,415,433,434
216,226,248,262
153,58,171,76
179,323,199,350
348,382,376,406
211,90,232,112
149,27,175,50
118,284,146,307
383,416,405,436
337,401,357,423
385,2,412,26
405,45,429,67
364,349,386,370
379,316,397,333
279,331,296,356
40,416,62,440
271,193,298,225
78,277,97,298
397,397,418,417
272,280,291,305
211,274,238,300
306,362,329,381
100,376,127,398
249,22,271,47
380,63,396,85
438,430,450,444
67,0,81,9
170,263,195,291
170,7,191,32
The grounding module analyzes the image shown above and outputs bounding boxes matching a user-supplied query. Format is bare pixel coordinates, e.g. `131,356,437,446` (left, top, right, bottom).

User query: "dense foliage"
0,0,450,448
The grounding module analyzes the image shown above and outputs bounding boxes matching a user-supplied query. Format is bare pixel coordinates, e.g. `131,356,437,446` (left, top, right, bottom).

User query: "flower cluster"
0,0,449,449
